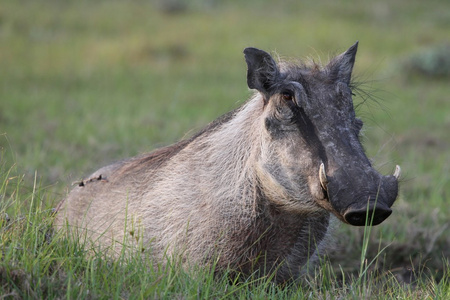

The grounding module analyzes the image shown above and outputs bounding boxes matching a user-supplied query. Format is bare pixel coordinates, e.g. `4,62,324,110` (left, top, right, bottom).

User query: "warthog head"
245,42,400,226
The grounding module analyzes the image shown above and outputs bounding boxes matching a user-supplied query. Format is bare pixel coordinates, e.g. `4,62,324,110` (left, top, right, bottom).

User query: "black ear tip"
243,47,253,57
243,47,255,54
347,41,359,53
243,47,264,57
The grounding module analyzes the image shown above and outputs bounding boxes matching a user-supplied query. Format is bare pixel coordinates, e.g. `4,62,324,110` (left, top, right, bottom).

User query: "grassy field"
1,0,449,298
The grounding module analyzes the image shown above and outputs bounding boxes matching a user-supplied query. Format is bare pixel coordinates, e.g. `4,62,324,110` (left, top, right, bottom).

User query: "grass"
1,0,449,298
1,170,447,298
0,172,448,298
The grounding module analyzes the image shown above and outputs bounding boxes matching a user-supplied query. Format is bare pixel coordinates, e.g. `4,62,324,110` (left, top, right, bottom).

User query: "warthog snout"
320,164,401,226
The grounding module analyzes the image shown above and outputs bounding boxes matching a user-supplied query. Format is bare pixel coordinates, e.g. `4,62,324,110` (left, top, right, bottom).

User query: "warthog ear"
244,47,280,100
329,41,359,85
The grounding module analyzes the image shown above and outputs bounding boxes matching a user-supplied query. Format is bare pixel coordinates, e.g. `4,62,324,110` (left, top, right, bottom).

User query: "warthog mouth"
317,163,401,226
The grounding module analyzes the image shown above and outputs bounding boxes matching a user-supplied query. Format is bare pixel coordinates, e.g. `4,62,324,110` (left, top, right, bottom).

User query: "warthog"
55,42,400,283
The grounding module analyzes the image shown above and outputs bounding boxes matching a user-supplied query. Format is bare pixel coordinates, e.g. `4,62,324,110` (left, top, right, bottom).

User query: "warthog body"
55,42,400,283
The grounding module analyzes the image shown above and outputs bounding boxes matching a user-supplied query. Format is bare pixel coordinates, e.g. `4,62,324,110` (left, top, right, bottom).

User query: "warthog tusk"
319,163,328,191
393,165,401,180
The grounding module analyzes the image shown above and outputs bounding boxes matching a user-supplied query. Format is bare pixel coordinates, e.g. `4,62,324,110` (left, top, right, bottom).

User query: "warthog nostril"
344,205,392,226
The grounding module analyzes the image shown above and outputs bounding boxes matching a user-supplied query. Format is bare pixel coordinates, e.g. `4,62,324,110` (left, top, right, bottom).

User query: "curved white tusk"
319,163,328,191
393,165,401,180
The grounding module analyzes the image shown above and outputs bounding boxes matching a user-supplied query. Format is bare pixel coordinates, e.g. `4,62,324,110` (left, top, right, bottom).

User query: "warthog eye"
281,92,294,102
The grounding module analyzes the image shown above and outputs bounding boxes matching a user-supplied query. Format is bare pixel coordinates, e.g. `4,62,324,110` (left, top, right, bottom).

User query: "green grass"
0,170,448,298
1,168,448,298
1,0,449,298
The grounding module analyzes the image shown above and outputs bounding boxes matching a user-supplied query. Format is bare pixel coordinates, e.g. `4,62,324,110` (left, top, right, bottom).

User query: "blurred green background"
1,0,449,279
